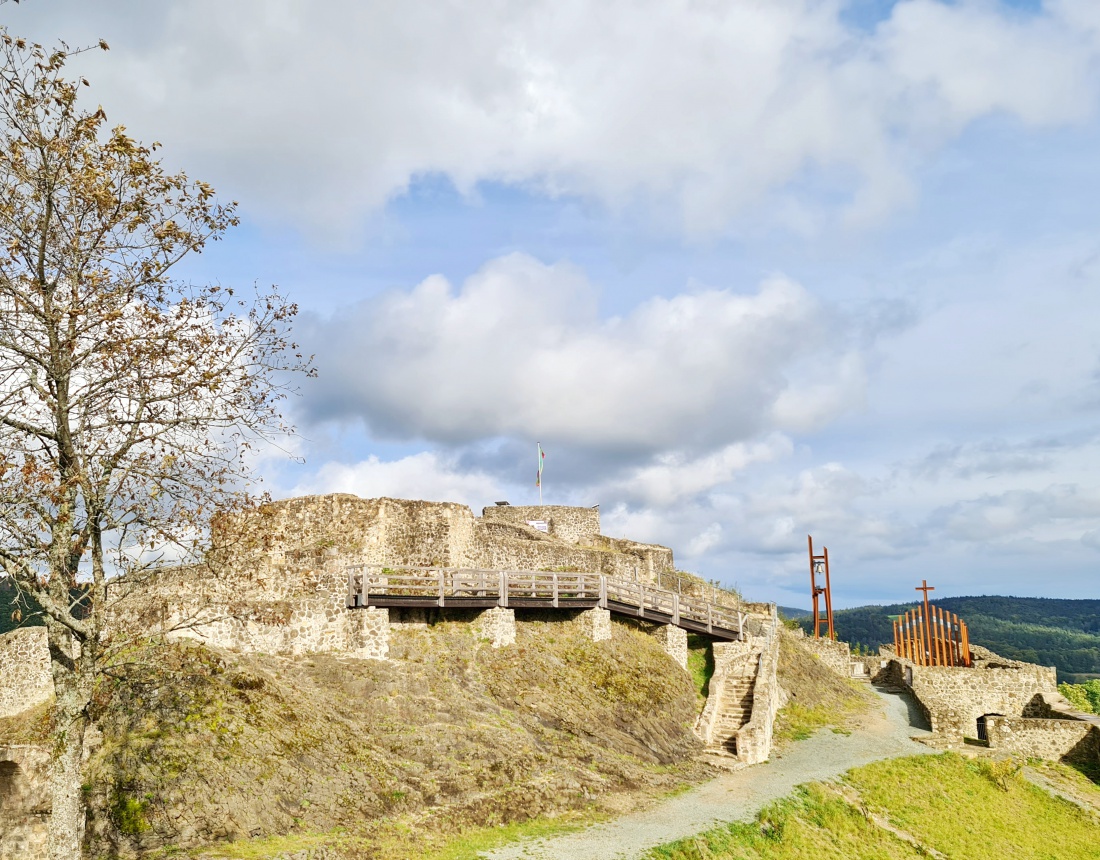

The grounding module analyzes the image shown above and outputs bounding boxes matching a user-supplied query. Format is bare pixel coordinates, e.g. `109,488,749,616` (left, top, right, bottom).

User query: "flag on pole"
536,443,545,487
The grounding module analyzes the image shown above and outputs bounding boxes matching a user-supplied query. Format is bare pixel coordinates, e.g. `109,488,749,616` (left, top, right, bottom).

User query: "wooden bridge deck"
346,567,745,640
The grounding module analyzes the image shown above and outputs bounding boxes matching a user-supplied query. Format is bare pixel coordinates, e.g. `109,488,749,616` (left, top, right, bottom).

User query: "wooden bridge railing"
345,566,746,637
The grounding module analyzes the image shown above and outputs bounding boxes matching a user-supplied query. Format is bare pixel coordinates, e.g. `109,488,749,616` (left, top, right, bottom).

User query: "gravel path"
484,687,935,860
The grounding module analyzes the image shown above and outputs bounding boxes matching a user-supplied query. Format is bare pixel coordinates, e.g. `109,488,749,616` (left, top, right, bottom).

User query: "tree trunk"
45,620,90,860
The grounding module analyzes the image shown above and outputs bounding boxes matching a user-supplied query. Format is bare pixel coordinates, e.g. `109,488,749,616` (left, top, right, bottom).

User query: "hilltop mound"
26,616,707,857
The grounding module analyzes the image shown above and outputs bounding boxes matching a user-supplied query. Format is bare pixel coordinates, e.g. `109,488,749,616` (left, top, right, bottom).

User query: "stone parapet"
0,629,51,719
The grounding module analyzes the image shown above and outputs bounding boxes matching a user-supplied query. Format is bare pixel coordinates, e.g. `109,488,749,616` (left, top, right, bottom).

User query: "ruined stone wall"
801,636,852,678
0,745,50,860
481,505,601,545
0,629,51,719
890,650,1059,741
163,594,389,660
985,716,1100,765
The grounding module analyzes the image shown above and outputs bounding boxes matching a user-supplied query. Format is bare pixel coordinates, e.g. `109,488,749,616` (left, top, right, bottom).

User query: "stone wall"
163,595,389,660
481,504,601,545
212,495,678,598
801,636,852,678
0,629,51,719
0,745,50,860
887,647,1060,742
985,716,1100,765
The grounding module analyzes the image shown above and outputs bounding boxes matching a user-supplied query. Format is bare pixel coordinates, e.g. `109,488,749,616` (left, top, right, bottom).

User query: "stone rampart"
985,716,1100,765
0,629,51,718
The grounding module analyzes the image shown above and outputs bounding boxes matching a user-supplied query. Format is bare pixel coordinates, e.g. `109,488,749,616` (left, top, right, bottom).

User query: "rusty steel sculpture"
807,535,834,640
892,579,972,667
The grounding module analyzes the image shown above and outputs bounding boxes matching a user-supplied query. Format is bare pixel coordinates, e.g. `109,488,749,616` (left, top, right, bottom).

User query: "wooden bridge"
346,567,746,640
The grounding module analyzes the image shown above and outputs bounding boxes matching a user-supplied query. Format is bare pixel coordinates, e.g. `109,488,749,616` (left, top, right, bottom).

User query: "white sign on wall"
526,520,549,533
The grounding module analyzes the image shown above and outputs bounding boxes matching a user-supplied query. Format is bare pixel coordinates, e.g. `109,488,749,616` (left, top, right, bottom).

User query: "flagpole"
537,442,544,505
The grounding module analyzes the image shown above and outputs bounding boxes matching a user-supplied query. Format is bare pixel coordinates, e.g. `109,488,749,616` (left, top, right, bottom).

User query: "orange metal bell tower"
807,535,834,640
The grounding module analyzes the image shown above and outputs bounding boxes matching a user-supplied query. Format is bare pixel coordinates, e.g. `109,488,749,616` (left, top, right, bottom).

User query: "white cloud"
302,253,864,452
11,0,1100,238
291,451,501,510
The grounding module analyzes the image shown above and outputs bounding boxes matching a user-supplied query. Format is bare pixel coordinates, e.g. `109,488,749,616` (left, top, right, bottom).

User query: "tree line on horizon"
786,596,1100,683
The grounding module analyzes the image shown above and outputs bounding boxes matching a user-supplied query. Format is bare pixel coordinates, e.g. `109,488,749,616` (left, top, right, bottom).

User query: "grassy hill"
1,614,708,859
648,753,1100,859
798,596,1100,682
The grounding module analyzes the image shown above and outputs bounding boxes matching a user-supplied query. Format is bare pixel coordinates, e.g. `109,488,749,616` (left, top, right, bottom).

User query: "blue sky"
10,0,1100,608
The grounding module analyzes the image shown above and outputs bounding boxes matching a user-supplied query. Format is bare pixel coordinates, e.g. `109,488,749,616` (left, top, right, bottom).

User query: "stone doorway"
0,757,48,860
0,761,27,812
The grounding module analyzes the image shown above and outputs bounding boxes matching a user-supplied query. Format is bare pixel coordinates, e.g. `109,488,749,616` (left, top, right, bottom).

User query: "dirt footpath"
484,687,935,860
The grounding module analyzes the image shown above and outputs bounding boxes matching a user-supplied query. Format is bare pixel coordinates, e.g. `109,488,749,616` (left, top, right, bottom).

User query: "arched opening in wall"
0,760,28,814
976,714,1004,743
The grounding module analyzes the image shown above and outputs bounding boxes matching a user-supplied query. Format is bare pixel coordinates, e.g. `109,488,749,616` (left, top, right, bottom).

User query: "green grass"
772,703,841,743
645,753,1100,859
194,811,602,860
686,634,714,708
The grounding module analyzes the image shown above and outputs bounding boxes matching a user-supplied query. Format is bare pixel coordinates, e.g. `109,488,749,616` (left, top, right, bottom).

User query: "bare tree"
0,32,310,859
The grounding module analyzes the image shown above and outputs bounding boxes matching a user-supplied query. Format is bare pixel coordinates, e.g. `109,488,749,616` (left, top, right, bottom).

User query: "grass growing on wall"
645,753,1100,860
686,634,714,709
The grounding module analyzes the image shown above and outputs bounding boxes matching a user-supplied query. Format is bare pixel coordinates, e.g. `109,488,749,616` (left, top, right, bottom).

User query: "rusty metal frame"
807,535,834,640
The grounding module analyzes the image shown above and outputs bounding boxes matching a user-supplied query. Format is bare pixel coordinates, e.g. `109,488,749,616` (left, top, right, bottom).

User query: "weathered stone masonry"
0,628,50,719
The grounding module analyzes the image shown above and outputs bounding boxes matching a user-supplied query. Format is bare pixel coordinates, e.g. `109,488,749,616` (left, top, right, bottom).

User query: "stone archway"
0,760,28,812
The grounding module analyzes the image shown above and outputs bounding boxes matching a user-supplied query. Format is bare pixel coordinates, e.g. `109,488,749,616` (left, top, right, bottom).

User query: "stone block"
649,624,688,670
475,607,515,648
574,607,612,642
347,607,389,660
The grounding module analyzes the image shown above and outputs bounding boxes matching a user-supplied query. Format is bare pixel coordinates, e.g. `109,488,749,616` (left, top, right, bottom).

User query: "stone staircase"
706,673,757,759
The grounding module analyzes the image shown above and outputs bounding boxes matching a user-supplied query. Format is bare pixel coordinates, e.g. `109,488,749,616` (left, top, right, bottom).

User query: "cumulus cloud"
9,0,1100,237
300,253,864,452
290,451,501,510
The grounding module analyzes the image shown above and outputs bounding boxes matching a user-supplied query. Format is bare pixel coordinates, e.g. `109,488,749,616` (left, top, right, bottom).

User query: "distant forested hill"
798,596,1100,683
0,578,44,635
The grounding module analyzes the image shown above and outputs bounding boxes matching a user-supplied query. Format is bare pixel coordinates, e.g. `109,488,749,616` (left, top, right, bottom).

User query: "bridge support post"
475,607,515,648
346,607,390,660
649,624,688,670
574,607,611,642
